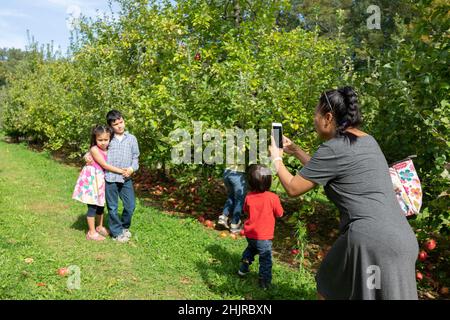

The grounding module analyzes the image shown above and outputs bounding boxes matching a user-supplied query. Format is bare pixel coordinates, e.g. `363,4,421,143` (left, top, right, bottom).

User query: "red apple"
425,239,436,251
197,216,205,223
239,229,245,236
291,249,299,255
418,250,428,262
204,220,214,228
57,267,69,277
416,272,423,281
194,52,201,61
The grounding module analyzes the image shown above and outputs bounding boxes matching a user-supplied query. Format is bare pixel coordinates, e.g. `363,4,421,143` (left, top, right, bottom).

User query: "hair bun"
339,86,357,99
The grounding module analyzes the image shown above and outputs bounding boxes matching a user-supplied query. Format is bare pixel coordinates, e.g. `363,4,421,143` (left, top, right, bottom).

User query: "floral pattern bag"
389,156,422,217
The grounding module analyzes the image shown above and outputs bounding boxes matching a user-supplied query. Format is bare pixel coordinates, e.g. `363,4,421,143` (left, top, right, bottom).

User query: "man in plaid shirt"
86,110,140,242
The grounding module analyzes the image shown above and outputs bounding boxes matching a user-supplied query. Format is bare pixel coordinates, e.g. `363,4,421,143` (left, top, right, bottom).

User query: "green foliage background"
0,0,448,234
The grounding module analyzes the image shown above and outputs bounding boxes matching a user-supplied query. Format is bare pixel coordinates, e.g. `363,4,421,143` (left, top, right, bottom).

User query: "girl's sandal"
95,226,109,237
86,231,106,241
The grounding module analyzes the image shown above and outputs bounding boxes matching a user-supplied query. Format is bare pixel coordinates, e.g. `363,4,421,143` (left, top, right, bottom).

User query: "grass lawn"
0,138,317,300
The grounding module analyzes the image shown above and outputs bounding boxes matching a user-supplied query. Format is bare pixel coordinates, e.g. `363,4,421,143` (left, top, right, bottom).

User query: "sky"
0,0,116,53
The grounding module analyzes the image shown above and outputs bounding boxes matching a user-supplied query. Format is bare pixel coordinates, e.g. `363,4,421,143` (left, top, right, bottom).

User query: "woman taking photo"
270,86,419,300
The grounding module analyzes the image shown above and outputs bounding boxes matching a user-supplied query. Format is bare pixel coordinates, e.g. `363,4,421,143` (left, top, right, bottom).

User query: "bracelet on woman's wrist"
272,157,283,162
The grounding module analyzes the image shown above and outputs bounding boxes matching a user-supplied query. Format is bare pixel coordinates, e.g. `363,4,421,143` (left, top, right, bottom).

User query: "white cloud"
0,9,30,18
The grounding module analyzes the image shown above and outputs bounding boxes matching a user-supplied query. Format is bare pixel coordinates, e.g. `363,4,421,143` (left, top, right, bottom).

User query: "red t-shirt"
243,191,284,240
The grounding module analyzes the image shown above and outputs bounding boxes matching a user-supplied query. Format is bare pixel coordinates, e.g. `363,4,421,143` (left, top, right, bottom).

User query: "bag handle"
389,155,417,167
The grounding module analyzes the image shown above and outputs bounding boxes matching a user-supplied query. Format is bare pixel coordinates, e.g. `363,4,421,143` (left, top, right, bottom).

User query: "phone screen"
272,123,283,148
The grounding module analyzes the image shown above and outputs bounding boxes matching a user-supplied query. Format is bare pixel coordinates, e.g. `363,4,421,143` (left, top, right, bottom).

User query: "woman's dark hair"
318,86,362,143
106,110,123,126
247,164,272,193
90,125,112,147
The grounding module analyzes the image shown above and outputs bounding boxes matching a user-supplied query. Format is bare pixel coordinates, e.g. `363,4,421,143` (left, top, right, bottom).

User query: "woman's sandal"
95,226,109,237
86,231,106,241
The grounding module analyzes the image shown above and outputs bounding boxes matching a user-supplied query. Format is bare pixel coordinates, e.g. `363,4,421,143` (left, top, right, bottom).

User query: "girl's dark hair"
318,86,362,143
106,110,123,126
247,164,272,193
90,125,112,147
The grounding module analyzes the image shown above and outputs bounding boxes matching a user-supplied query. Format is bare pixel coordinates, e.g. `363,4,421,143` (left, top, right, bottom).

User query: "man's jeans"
222,169,247,225
240,238,273,283
106,179,135,237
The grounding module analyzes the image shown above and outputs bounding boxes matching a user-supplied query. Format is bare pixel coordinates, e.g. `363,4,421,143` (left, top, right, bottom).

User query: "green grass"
0,138,316,300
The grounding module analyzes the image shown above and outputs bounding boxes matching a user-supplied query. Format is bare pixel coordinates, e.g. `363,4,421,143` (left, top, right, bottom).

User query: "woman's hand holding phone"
269,136,283,160
282,136,299,155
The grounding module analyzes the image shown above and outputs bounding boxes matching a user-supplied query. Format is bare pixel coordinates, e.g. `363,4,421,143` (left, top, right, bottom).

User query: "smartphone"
272,123,283,149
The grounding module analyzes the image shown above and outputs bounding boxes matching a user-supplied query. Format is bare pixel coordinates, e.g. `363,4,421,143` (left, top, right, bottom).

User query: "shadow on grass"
196,244,316,300
71,214,88,231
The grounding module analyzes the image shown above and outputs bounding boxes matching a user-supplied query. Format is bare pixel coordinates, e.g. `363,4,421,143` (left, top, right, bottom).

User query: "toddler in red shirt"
238,164,284,289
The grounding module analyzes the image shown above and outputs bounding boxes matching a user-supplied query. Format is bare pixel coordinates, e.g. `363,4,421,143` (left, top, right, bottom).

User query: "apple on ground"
204,220,214,228
57,267,69,277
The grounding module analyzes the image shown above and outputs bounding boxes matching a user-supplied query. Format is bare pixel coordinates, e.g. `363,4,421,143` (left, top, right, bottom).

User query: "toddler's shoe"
238,260,250,277
86,231,106,241
95,226,109,237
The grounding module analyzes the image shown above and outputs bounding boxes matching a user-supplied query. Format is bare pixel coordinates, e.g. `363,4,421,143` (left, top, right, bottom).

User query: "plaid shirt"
105,132,140,183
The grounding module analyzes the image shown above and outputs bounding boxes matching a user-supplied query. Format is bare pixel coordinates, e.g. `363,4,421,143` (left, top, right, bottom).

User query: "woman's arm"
273,159,316,197
90,147,124,174
282,136,311,165
270,136,316,197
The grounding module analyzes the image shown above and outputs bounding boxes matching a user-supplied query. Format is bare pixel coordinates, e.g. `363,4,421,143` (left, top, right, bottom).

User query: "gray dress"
299,135,419,300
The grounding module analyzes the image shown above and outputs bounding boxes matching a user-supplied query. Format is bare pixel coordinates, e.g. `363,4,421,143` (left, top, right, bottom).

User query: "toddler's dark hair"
106,110,123,126
247,164,272,193
90,125,112,147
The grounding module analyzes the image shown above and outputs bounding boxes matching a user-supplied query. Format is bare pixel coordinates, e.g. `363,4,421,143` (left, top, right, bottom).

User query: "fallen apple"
197,216,205,223
219,232,228,238
416,272,423,281
418,250,428,262
57,267,69,277
204,220,214,228
24,258,34,264
291,249,299,255
425,239,436,251
239,229,245,236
